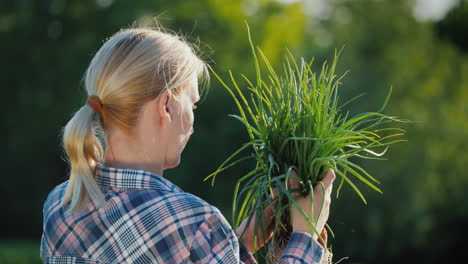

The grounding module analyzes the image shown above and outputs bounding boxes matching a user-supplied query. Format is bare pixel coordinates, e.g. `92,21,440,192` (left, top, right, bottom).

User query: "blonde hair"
61,26,209,213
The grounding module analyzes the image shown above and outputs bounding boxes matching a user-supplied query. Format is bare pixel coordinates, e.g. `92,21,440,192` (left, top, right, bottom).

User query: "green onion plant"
205,23,408,261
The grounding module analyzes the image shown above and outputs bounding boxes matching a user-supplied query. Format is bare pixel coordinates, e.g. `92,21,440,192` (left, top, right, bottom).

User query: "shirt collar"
94,162,183,193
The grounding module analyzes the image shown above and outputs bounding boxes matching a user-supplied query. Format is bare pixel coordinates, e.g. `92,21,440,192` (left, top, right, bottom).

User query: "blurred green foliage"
1,0,467,263
0,241,41,264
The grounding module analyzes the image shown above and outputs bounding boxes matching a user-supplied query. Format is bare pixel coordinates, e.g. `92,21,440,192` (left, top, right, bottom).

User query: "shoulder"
133,189,220,221
45,180,69,199
42,181,69,215
124,190,226,246
111,188,221,229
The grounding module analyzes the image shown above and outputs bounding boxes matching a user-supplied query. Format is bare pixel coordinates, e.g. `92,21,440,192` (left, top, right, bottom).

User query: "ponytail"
61,104,106,213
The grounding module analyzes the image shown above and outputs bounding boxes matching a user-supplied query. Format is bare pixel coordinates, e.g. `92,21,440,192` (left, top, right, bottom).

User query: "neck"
103,131,165,177
103,158,164,177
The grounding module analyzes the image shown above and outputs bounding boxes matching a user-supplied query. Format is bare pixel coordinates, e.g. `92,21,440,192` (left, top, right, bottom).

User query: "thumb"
321,169,336,189
287,170,302,198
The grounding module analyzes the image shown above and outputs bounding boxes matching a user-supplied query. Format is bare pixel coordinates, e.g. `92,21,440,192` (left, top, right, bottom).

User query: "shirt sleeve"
278,231,325,264
189,210,249,263
238,231,325,264
188,210,324,264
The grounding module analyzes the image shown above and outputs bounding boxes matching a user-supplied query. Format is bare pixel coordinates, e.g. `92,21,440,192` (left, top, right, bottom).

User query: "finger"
271,186,280,203
313,180,326,199
287,170,302,198
321,169,336,189
318,228,328,247
313,179,333,205
321,227,327,240
263,187,280,218
263,201,276,219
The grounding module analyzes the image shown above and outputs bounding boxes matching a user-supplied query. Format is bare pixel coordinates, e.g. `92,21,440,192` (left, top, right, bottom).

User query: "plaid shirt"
41,162,324,263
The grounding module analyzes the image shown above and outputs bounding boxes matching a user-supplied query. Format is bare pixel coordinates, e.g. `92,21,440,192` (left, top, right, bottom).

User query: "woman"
40,26,336,263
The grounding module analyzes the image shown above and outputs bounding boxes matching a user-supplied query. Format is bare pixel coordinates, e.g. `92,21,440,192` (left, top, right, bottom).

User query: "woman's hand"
235,168,335,253
235,188,280,254
290,169,336,241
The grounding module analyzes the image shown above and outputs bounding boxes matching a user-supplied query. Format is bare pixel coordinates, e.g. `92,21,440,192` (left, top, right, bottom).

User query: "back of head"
61,26,208,213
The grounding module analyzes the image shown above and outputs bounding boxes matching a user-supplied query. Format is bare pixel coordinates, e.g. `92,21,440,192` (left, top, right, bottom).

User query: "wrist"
293,229,318,240
293,223,320,240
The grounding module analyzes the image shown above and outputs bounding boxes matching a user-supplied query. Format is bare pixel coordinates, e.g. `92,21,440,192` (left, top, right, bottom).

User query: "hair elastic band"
86,95,103,113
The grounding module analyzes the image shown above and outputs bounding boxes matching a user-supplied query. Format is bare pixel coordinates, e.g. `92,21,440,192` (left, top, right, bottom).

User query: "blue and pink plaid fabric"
41,162,324,263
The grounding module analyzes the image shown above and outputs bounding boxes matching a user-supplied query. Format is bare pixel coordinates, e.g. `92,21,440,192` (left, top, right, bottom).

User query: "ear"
157,89,173,125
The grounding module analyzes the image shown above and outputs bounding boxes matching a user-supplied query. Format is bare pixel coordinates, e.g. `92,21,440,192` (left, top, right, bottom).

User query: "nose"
190,128,194,135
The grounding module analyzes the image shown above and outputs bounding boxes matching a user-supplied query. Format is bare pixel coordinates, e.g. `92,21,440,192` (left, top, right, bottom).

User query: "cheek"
181,109,194,134
188,111,194,127
186,112,194,134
